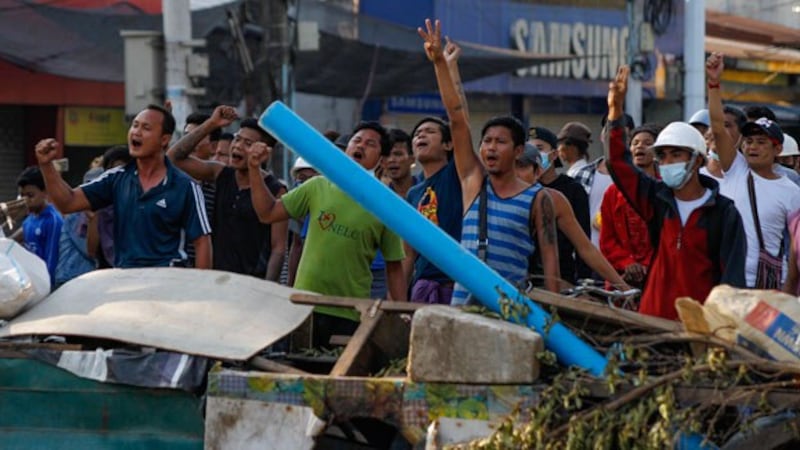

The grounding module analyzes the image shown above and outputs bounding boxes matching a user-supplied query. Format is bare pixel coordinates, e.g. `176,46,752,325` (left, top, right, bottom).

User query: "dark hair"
411,116,452,144
630,123,661,141
240,118,276,146
102,145,132,170
388,128,413,156
563,138,589,155
481,116,526,147
220,132,234,142
185,112,210,127
209,128,222,142
601,113,635,130
145,104,176,136
185,112,222,142
17,166,45,191
323,130,341,143
352,121,391,156
743,105,777,122
723,105,747,131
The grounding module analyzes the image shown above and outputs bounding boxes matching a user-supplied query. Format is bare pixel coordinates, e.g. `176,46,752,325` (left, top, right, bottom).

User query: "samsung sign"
511,19,629,80
434,0,682,97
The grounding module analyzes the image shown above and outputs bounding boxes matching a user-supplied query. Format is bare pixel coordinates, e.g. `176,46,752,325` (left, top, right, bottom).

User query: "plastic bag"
0,238,50,319
677,285,800,362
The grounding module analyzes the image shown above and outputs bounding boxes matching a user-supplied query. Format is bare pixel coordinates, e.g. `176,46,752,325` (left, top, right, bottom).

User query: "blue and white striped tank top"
451,180,542,305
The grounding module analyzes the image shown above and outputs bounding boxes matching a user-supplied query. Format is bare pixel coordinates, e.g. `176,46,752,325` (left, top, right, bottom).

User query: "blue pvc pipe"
259,101,608,377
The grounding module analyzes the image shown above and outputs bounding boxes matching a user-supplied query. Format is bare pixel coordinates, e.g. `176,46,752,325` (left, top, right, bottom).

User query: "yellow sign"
64,107,127,147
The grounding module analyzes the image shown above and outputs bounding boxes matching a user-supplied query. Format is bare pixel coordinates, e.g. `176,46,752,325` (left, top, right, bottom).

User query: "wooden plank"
580,378,800,411
248,356,310,375
0,342,82,351
526,288,682,333
328,310,384,377
290,293,425,314
0,342,83,358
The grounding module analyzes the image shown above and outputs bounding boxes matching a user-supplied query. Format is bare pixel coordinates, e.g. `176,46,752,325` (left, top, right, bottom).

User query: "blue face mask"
660,162,690,189
708,150,720,162
540,152,552,171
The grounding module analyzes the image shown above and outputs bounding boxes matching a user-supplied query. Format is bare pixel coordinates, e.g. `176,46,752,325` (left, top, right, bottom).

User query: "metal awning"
706,36,800,73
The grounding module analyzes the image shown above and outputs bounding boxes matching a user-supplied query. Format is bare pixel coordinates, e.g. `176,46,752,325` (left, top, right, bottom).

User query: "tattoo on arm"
541,192,557,245
171,128,207,160
171,140,195,160
455,83,469,116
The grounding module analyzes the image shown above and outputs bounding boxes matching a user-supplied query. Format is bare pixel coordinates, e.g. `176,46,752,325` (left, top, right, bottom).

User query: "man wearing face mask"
527,126,592,284
605,66,746,320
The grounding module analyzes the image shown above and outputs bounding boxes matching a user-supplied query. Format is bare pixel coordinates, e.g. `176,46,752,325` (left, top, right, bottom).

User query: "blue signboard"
386,94,446,115
360,0,434,29
434,0,684,97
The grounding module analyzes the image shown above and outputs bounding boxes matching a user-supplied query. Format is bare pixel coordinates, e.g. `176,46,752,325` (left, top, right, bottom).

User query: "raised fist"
35,138,60,166
211,105,239,128
705,52,724,84
247,142,271,168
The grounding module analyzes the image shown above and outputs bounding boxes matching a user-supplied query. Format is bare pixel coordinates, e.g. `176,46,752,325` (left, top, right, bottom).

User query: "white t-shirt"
588,171,613,247
675,189,712,226
566,159,589,178
775,164,800,188
720,153,800,287
700,166,724,182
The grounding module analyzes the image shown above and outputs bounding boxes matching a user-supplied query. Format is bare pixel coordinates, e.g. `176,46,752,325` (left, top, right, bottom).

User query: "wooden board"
290,293,415,377
0,268,313,361
289,293,425,314
527,288,682,333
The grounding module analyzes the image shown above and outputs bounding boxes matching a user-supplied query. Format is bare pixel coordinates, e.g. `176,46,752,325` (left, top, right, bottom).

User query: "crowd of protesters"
8,19,800,340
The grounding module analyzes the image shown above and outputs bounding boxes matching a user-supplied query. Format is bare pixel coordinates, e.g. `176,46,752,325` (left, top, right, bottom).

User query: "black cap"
742,117,784,145
528,126,558,150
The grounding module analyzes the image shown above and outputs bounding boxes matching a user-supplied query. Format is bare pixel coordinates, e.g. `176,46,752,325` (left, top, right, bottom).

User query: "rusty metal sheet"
0,268,313,360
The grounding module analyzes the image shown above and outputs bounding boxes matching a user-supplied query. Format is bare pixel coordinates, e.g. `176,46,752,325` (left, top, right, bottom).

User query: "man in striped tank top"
419,20,561,305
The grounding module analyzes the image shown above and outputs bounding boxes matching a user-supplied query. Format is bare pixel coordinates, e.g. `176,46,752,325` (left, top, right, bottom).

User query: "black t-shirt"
530,174,591,285
213,167,285,276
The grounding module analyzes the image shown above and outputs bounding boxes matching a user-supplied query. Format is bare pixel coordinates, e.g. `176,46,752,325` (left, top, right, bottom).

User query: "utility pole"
255,0,295,181
626,0,644,127
684,0,706,120
163,0,195,133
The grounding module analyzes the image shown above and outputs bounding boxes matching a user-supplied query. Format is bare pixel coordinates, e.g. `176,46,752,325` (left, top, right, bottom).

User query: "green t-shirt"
282,177,405,320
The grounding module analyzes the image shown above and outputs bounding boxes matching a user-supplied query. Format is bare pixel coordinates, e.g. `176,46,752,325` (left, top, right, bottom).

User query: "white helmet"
780,134,799,157
290,157,315,179
651,122,706,156
688,109,710,128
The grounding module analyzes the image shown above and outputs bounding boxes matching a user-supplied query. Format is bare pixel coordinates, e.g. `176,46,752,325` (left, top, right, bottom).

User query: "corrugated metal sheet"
0,357,204,449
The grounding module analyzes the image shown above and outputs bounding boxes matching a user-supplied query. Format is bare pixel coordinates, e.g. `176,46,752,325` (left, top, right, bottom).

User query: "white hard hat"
651,122,706,156
290,157,314,178
688,109,710,127
780,134,799,157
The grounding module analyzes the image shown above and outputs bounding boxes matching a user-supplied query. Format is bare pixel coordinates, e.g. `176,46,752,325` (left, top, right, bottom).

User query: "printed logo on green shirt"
317,210,361,240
